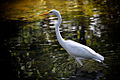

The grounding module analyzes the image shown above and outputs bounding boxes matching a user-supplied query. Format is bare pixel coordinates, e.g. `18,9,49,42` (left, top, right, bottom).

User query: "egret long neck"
55,13,65,46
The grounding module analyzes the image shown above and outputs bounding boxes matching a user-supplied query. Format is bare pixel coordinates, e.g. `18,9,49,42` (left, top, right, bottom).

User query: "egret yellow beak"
40,12,50,16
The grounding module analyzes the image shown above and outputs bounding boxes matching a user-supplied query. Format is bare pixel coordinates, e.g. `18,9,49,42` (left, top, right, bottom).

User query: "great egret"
40,10,104,66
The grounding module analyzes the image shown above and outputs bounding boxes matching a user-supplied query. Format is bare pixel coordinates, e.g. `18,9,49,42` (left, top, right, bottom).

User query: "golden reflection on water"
1,0,106,22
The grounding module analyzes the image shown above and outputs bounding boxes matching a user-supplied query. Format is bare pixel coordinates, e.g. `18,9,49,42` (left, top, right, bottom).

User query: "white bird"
40,10,104,66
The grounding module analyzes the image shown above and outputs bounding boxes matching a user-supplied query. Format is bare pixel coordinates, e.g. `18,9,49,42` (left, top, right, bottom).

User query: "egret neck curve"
55,12,65,46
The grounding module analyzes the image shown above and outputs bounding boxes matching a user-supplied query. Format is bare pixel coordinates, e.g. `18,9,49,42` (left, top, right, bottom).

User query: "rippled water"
0,0,120,80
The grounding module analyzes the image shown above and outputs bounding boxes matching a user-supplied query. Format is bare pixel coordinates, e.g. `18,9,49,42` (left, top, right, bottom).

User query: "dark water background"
0,0,120,80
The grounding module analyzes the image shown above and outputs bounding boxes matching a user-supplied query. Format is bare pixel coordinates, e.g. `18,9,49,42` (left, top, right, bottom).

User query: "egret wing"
64,40,98,59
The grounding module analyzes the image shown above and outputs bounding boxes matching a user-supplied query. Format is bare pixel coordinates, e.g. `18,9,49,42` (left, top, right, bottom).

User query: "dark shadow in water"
0,19,28,79
69,70,103,80
79,25,86,45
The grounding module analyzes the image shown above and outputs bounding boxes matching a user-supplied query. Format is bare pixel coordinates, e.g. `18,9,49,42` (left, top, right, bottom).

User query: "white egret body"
42,10,104,66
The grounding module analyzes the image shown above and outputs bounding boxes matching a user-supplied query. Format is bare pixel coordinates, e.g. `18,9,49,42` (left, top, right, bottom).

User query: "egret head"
40,9,59,16
49,10,59,15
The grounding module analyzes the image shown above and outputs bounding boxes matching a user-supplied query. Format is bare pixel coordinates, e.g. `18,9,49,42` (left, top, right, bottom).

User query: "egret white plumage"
40,10,104,66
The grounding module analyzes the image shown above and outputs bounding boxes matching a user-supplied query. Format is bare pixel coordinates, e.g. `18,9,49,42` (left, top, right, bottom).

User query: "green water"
0,0,120,80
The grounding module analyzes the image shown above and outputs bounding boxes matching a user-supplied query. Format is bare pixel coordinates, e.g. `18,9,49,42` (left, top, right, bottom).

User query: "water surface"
0,0,120,80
